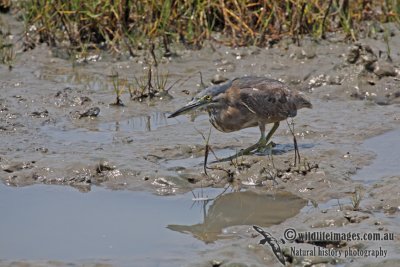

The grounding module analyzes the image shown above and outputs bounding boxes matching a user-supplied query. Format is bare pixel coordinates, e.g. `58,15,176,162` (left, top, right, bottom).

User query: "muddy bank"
1,35,400,196
188,128,400,266
1,12,400,267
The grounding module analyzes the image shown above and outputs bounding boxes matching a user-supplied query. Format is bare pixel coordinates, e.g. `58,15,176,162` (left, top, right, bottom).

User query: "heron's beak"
168,99,207,118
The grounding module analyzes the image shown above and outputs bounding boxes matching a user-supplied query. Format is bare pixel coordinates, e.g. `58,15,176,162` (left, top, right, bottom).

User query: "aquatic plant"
0,15,15,69
126,67,177,102
0,37,14,69
131,68,155,102
127,44,177,101
110,72,126,106
351,185,365,211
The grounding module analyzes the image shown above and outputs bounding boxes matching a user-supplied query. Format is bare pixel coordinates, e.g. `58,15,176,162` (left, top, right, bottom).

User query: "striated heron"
168,76,312,158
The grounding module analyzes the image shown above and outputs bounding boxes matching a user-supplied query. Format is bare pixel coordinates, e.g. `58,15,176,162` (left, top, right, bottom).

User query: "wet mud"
1,14,400,267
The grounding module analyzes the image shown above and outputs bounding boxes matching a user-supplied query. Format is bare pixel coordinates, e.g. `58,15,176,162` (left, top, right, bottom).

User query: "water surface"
353,128,400,183
0,184,305,266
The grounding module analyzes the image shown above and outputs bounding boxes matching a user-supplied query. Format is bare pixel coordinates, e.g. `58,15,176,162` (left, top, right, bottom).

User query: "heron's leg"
218,131,263,162
254,122,279,152
224,124,268,159
264,121,280,145
236,123,267,154
254,123,268,152
216,122,280,162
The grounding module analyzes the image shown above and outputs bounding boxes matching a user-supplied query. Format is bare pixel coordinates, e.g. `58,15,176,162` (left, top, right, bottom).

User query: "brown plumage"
169,76,312,157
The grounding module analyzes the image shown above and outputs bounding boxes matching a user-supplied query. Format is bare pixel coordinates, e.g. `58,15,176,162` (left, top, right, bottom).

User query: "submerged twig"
294,2,307,46
321,0,334,39
191,184,231,203
195,127,219,176
191,185,232,221
198,71,207,89
195,127,235,182
165,77,181,92
286,119,301,166
149,42,158,67
147,67,153,96
383,26,392,62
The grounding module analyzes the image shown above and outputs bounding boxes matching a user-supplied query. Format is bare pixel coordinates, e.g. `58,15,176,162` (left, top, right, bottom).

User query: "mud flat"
1,13,400,267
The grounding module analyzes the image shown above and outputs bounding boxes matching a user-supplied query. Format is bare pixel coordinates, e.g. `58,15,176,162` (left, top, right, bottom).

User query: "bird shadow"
259,142,315,156
210,142,315,163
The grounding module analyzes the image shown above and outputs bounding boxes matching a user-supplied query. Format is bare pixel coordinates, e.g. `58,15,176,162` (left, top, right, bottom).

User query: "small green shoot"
351,185,365,211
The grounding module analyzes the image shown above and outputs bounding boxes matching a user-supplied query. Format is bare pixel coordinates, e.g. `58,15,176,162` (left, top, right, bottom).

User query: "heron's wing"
235,76,281,89
237,80,297,119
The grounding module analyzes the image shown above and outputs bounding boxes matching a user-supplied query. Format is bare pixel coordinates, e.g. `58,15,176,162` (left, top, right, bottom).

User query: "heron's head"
168,80,233,118
168,94,218,118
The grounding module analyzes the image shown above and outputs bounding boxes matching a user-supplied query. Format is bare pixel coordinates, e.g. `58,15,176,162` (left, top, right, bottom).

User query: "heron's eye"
205,95,212,101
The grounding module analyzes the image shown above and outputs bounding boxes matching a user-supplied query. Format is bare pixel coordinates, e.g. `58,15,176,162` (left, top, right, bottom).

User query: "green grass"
0,14,14,69
9,0,400,52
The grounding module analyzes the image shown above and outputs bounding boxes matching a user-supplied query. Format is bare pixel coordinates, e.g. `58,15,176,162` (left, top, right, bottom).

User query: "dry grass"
9,0,400,52
0,15,14,69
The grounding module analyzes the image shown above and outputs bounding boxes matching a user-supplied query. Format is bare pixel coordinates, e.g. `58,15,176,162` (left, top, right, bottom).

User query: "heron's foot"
215,140,276,163
240,137,267,154
214,146,253,163
255,141,275,154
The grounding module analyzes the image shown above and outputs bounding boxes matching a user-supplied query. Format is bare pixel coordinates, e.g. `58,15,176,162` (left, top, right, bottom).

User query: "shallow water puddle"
162,142,315,170
314,128,400,212
168,190,307,243
39,112,177,149
0,184,306,265
41,113,208,147
99,112,171,132
353,128,400,183
161,147,238,169
0,184,211,265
